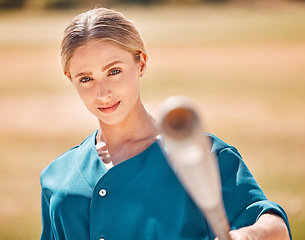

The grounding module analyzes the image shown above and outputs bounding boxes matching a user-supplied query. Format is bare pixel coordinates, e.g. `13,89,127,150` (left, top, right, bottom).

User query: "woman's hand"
214,212,290,240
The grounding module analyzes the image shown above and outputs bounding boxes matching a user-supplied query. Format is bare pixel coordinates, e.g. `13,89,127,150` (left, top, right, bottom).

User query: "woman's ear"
138,52,148,77
65,73,72,81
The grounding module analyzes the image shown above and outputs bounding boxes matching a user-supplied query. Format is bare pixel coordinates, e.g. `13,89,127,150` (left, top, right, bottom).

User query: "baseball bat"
158,96,231,240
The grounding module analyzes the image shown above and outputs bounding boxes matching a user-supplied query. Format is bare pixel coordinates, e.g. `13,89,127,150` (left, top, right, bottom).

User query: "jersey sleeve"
216,146,292,239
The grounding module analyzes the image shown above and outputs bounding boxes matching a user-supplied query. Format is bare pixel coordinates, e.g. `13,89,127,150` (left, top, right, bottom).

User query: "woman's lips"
98,101,121,114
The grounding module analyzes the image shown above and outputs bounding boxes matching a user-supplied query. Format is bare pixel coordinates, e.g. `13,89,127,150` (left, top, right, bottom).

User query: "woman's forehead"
69,41,135,74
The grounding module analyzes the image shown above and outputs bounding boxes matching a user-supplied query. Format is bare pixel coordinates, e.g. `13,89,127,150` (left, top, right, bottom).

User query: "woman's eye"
80,77,92,83
109,69,121,76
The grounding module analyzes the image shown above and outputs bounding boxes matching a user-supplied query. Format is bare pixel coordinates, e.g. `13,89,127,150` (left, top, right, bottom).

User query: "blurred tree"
121,0,162,3
44,0,83,9
138,0,228,3
205,0,228,2
0,0,26,9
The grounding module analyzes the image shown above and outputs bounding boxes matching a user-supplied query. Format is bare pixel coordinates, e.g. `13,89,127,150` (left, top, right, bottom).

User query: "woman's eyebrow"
74,61,123,78
75,71,92,78
102,60,123,72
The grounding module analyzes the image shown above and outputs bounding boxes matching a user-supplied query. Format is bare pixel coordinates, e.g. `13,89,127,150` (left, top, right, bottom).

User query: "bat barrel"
159,96,231,240
161,105,198,140
159,96,202,141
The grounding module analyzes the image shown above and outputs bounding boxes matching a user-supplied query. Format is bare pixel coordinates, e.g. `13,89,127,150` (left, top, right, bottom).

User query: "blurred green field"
0,3,305,239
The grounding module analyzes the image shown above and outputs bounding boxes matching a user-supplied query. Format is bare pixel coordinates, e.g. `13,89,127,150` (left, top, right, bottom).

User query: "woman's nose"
97,80,112,102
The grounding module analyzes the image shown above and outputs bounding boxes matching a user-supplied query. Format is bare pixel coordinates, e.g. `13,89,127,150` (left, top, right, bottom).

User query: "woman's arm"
215,212,290,240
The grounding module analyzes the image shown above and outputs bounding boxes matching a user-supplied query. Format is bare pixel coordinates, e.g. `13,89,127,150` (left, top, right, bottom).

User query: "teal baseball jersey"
40,131,291,240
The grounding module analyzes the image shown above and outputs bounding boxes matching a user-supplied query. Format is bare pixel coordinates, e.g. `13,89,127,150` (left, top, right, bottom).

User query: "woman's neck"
96,100,159,164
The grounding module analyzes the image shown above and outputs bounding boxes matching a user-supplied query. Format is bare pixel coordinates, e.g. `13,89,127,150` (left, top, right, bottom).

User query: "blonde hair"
60,8,147,75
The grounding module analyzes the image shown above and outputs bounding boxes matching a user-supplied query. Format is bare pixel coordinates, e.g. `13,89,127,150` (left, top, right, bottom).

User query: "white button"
99,238,105,240
99,189,107,197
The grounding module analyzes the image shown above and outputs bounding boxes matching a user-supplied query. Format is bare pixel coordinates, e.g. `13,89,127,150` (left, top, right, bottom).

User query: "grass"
0,2,305,239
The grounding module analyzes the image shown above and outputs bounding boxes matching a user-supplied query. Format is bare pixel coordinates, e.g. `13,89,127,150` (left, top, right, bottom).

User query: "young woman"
40,8,291,240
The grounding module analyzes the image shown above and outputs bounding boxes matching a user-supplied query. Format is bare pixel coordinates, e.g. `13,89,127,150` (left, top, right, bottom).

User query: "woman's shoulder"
40,131,98,185
206,133,241,158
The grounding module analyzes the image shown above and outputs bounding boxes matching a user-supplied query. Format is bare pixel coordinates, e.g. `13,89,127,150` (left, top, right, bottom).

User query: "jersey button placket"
98,189,107,239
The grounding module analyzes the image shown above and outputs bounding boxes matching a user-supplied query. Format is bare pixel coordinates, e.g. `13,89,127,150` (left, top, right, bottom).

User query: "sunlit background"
0,0,304,239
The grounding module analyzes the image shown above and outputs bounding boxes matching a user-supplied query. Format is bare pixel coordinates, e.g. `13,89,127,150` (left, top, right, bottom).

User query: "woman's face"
68,40,146,126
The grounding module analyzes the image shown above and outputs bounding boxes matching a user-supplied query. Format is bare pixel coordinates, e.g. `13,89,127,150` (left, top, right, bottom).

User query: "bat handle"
203,204,231,240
